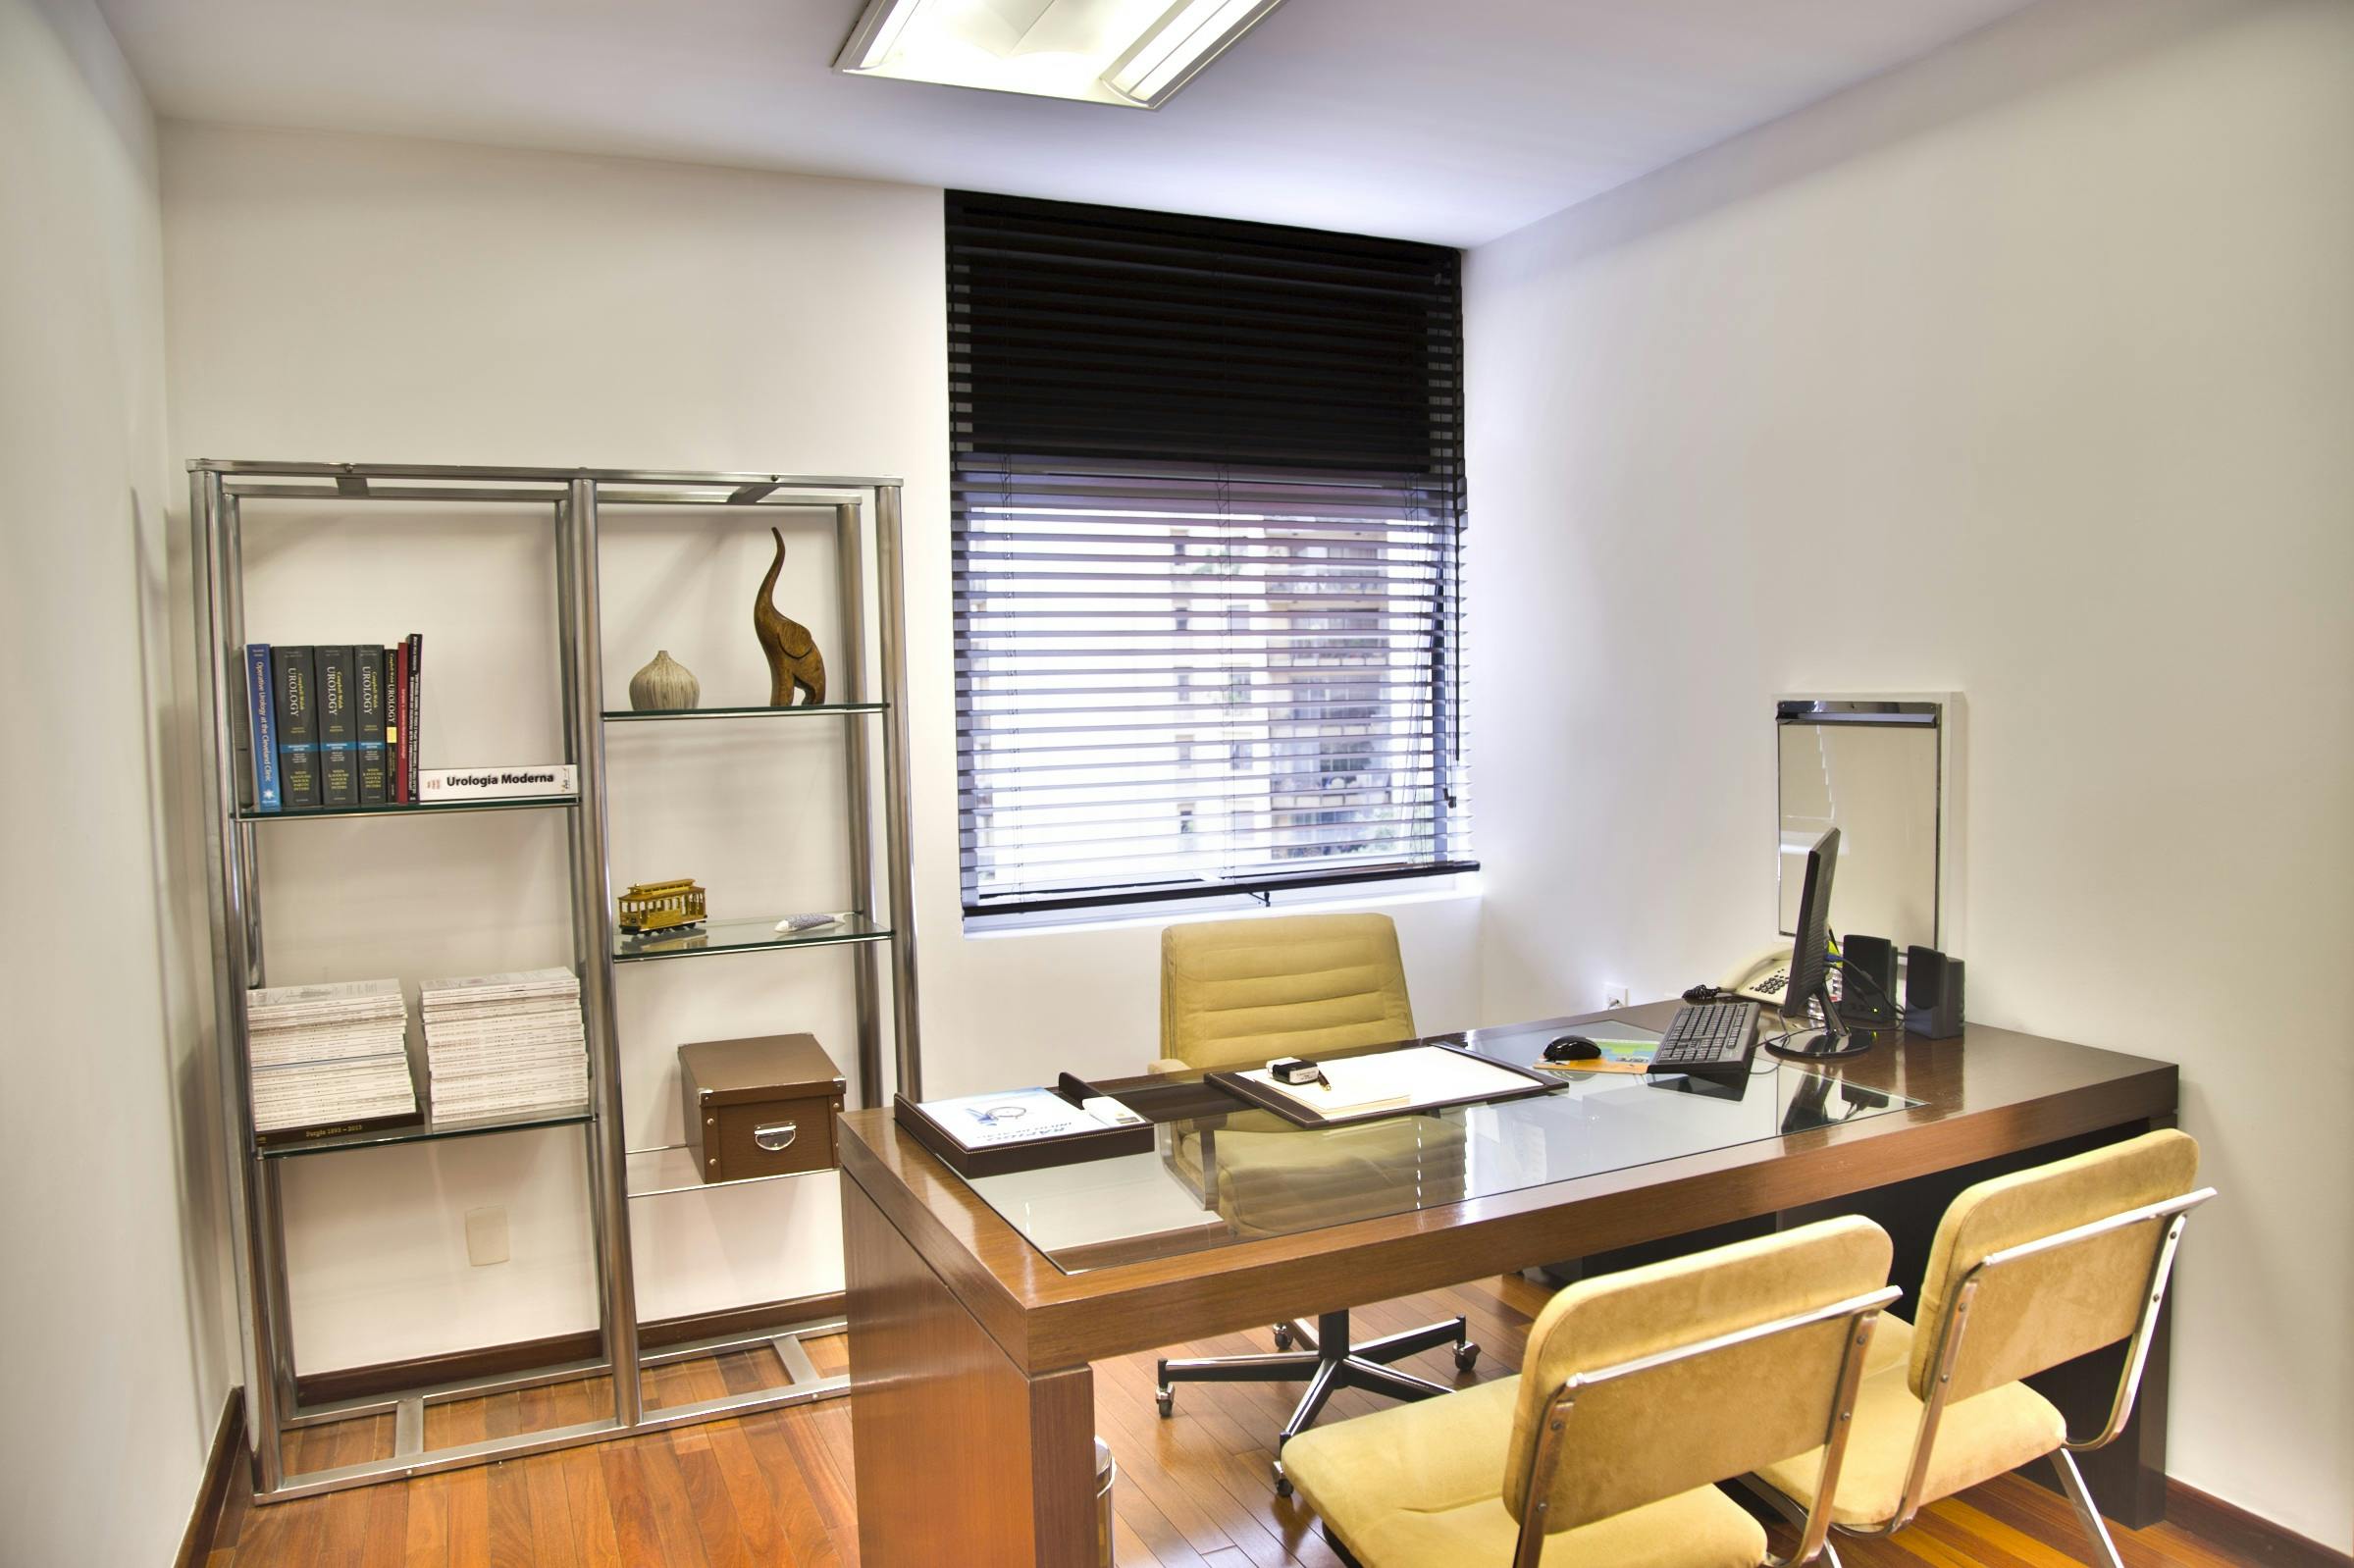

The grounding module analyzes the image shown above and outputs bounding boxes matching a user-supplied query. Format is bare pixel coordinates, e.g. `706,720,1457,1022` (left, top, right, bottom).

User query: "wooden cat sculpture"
754,528,826,707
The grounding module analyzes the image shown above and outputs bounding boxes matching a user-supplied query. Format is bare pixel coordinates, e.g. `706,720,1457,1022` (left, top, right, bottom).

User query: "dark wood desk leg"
2029,1291,2171,1527
844,1176,1097,1565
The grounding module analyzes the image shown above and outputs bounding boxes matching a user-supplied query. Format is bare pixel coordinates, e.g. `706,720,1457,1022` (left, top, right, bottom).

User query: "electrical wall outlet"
464,1206,510,1267
1602,983,1632,1010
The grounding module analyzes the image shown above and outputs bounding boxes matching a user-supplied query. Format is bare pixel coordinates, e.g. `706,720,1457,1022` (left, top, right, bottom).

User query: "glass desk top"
959,1020,1922,1275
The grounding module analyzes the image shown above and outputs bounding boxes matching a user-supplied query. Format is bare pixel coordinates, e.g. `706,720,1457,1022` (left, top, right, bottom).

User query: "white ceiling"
100,0,2042,246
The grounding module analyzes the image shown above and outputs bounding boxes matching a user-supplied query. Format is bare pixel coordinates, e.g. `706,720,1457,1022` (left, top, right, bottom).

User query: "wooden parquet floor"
204,1275,2243,1567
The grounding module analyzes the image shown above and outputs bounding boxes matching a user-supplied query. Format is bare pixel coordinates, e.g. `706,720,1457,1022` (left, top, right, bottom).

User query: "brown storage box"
679,1033,845,1184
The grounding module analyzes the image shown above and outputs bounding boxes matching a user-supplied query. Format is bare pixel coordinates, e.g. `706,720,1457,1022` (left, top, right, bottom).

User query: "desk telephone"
1721,945,1798,1008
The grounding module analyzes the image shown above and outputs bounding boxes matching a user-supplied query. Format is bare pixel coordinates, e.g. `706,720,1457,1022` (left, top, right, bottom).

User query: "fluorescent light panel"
835,0,1290,109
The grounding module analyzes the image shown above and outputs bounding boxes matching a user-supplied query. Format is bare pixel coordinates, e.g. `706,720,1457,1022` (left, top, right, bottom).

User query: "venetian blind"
948,190,1472,915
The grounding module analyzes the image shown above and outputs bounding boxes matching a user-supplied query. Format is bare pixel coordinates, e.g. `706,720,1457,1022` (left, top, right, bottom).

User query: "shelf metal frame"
191,459,919,1503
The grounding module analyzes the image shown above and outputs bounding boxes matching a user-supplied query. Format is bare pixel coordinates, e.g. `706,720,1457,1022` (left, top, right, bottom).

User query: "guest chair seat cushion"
1752,1315,2066,1527
1283,1377,1769,1568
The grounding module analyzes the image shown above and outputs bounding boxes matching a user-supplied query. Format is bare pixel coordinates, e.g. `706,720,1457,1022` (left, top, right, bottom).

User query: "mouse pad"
1530,1022,1663,1075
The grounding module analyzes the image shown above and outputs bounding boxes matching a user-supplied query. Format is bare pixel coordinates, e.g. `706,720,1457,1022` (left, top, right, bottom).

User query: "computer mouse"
1543,1035,1601,1064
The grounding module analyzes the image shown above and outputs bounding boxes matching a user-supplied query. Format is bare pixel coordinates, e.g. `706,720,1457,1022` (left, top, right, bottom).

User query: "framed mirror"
1776,698,1946,951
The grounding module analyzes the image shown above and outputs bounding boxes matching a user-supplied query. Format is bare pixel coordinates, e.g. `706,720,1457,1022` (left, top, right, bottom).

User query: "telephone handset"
1721,944,1798,1009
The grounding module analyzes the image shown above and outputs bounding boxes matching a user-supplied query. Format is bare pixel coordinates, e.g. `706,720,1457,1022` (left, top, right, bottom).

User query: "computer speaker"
1839,934,1899,1026
1904,946,1965,1040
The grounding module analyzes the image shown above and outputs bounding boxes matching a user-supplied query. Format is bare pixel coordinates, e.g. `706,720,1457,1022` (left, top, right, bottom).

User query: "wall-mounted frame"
1774,694,1964,956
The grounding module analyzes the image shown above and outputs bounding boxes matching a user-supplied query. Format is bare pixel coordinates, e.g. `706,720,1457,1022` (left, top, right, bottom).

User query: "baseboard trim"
2168,1481,2354,1568
175,1388,244,1568
292,1291,847,1406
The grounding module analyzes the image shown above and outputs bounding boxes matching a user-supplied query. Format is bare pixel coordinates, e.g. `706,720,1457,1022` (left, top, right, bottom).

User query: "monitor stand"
1763,990,1875,1061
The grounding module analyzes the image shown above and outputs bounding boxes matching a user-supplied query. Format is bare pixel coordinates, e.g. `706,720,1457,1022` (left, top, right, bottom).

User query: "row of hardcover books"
241,638,424,811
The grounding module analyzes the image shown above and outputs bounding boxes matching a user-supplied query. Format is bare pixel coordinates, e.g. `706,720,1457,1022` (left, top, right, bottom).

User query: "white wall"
1467,0,2352,1545
160,125,1483,1370
0,0,230,1560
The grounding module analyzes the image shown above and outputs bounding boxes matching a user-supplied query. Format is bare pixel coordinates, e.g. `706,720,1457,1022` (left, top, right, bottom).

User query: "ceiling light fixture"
834,0,1291,110
1101,0,1282,106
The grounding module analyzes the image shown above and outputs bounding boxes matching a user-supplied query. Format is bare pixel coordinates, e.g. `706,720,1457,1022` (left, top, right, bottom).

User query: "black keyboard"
1652,1000,1762,1071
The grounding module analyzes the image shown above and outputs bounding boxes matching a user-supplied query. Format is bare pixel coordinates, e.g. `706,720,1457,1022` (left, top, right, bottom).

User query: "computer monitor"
1765,826,1873,1061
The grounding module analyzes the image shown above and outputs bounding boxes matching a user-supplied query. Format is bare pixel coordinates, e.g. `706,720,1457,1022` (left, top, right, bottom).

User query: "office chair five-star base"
1156,1310,1478,1495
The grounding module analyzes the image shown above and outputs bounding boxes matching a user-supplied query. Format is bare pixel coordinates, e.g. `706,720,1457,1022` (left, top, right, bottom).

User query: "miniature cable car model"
617,878,707,934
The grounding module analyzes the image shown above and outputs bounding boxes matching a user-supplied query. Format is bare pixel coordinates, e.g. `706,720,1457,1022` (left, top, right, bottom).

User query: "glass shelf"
602,703,886,722
256,1100,592,1159
612,911,892,964
237,795,579,822
624,1143,834,1199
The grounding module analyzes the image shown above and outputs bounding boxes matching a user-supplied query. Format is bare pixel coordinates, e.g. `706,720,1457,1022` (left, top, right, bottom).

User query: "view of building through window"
958,466,1464,909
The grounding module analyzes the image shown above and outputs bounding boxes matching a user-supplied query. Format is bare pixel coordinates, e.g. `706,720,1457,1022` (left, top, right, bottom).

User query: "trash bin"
1094,1436,1117,1566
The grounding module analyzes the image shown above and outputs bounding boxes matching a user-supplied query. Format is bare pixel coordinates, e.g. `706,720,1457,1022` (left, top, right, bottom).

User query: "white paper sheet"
1236,1045,1535,1120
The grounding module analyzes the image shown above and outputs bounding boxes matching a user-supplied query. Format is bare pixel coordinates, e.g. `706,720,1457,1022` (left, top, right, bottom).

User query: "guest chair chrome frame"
1504,1282,1898,1568
1745,1187,2214,1568
1314,1280,1897,1568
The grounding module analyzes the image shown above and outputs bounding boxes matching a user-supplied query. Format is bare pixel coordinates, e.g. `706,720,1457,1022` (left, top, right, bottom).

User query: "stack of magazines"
419,967,589,1125
246,978,418,1142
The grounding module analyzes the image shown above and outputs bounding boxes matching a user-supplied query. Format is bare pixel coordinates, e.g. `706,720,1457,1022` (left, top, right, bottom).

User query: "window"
948,191,1472,918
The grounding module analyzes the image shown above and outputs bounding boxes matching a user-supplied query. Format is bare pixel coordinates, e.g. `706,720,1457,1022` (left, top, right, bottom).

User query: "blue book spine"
245,644,282,812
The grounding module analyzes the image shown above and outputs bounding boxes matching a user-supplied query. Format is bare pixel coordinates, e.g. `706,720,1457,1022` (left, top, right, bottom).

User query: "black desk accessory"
1651,1000,1763,1072
1838,934,1901,1026
1544,1035,1601,1064
1763,828,1876,1062
1905,947,1966,1039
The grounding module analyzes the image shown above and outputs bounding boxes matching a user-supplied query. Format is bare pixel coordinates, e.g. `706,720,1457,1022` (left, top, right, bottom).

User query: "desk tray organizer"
894,1072,1167,1178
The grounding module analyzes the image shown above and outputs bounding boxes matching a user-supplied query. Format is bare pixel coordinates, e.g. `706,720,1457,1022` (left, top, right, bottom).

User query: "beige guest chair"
1284,1217,1900,1568
1150,914,1480,1492
1745,1130,2213,1568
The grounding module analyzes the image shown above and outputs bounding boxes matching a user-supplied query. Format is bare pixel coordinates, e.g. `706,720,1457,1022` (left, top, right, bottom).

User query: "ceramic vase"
628,649,700,712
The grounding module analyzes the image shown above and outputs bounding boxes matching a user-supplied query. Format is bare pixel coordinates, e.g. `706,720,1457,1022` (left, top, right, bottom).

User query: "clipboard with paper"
1208,1042,1558,1128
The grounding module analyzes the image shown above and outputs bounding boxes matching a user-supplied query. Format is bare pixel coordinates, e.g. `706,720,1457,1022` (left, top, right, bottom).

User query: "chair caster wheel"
1272,1460,1292,1497
1156,1389,1175,1418
1272,1324,1294,1349
1454,1341,1481,1372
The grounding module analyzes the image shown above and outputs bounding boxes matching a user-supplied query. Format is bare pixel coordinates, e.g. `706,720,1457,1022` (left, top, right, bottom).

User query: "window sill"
962,872,1483,941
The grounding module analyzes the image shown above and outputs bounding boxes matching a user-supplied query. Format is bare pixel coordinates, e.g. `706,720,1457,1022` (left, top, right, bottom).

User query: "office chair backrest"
1215,1116,1468,1239
1909,1128,2202,1404
1503,1217,1894,1534
1159,914,1416,1071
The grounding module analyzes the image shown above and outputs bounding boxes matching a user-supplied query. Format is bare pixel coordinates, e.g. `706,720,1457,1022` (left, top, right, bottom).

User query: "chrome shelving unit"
191,460,921,1502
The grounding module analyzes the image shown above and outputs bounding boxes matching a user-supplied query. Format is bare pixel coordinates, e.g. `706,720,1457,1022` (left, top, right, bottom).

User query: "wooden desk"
838,1005,2178,1564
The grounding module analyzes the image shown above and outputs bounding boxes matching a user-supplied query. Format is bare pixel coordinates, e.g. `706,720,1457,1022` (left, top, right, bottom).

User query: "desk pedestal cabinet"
839,1009,2179,1566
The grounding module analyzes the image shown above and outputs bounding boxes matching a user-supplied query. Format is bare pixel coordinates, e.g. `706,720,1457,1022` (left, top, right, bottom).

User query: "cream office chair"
1284,1217,1899,1568
1151,915,1479,1492
1745,1130,2213,1568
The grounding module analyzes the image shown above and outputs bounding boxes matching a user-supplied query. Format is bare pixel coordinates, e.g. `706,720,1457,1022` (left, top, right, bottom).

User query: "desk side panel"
844,1170,1095,1565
